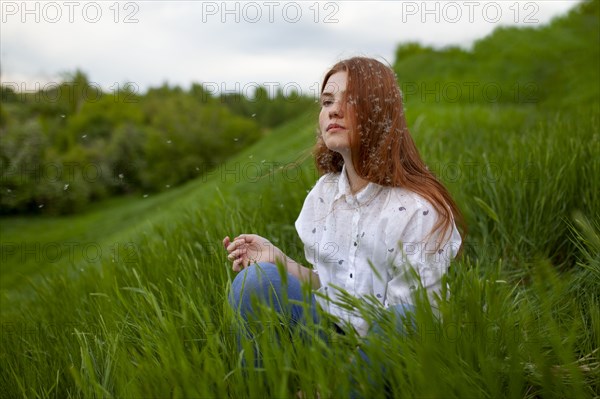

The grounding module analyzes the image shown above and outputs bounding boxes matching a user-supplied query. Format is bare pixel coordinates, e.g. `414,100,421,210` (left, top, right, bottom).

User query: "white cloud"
0,0,581,94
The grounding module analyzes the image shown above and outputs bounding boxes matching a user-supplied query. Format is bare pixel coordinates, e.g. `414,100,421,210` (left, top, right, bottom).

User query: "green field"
1,101,599,397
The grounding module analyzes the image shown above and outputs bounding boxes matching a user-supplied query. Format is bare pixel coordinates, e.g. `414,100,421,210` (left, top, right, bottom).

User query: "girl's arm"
223,234,321,289
279,254,321,289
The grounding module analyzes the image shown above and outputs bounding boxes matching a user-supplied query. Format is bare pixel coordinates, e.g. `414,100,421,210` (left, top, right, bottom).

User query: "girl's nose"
329,101,343,118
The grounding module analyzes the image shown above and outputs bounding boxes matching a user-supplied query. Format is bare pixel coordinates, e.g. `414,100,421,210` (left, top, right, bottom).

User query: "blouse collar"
336,164,382,205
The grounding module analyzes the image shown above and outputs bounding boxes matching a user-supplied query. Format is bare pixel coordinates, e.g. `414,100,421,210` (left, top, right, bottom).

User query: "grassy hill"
1,2,599,397
0,111,318,296
2,100,598,397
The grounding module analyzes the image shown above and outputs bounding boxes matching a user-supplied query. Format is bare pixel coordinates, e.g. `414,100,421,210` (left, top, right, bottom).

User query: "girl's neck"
342,155,369,195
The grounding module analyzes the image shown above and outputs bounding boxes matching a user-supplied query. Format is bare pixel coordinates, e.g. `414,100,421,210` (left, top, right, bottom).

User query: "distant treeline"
0,74,314,215
393,0,598,108
1,0,597,215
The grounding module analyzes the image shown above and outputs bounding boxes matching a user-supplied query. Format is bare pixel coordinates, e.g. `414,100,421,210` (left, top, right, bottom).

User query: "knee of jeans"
387,304,416,331
387,304,415,319
367,304,416,337
228,262,280,309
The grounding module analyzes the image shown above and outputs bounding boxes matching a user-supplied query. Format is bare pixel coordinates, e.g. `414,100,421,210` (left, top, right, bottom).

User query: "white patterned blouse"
295,165,462,336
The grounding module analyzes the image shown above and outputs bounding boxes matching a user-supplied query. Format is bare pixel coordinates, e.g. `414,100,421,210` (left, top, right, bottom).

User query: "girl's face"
319,71,353,156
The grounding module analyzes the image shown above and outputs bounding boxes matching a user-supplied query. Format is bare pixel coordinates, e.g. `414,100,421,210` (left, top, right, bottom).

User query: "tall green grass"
1,104,598,397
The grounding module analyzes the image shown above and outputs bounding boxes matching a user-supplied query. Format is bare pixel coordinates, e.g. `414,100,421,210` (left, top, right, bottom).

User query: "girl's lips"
327,123,345,131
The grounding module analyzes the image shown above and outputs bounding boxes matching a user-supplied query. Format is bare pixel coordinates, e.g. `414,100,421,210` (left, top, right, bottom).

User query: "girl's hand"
222,234,283,272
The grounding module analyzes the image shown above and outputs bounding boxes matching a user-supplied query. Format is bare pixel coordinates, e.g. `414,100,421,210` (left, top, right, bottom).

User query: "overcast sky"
1,0,580,97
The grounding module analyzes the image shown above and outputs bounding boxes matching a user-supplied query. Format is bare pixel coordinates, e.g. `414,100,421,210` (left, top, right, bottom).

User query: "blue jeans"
228,262,321,346
228,262,415,395
352,304,416,398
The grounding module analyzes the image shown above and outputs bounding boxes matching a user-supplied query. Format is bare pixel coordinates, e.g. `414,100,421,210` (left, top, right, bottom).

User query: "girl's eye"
321,99,333,107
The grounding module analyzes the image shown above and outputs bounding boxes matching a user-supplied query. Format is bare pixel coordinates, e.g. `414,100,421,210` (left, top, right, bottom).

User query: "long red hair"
315,57,466,243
